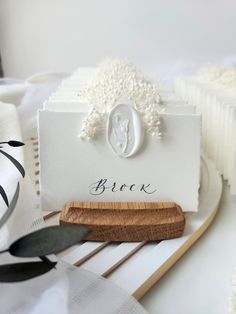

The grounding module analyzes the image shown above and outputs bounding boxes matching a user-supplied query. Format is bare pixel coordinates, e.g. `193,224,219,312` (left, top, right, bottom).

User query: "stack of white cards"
175,75,236,194
38,67,201,212
46,68,196,114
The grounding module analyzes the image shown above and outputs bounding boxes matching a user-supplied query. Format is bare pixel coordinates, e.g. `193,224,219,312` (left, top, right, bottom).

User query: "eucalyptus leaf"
9,225,89,257
0,149,25,177
7,140,25,147
0,141,25,147
0,185,9,206
0,260,57,282
0,182,19,229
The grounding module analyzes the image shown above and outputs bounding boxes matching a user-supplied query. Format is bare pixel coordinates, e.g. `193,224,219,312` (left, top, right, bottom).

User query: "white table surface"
141,182,236,314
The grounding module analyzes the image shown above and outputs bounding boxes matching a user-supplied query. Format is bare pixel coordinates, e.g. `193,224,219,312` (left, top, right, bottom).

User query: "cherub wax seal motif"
107,104,144,157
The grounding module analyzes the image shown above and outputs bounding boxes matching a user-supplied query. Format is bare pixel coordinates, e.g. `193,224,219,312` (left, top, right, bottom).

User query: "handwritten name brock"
89,179,157,195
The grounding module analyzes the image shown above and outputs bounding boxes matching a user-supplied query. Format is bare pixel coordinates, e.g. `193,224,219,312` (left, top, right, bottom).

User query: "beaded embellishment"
78,58,163,141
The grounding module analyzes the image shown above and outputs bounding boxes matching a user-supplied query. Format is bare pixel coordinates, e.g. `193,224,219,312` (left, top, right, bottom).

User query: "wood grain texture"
60,202,185,242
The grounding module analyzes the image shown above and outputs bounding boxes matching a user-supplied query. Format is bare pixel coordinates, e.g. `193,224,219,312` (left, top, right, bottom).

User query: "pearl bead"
78,58,163,140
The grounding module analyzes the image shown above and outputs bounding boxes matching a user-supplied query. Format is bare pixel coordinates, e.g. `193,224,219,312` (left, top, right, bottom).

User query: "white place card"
38,110,201,212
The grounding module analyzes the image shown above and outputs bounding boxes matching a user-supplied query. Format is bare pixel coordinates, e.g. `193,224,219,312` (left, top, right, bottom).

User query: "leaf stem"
0,149,25,177
0,185,9,206
0,141,25,147
39,256,56,268
39,256,51,263
0,249,8,254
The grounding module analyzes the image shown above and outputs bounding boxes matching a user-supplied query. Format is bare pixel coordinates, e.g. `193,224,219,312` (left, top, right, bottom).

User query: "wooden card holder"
60,201,186,242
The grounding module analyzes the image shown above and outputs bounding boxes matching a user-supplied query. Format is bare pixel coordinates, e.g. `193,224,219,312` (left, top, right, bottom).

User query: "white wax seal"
107,104,144,157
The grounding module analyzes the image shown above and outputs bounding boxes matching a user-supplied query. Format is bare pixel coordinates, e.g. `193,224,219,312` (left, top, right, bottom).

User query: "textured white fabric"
0,78,27,106
0,256,147,314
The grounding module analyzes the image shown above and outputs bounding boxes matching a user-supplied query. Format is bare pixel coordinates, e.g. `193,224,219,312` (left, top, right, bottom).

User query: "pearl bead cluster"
79,108,106,140
78,58,163,139
198,65,225,82
142,105,162,138
215,69,236,89
198,65,236,90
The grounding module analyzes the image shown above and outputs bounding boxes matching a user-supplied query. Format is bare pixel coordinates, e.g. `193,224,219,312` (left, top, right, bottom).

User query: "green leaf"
0,260,57,282
0,185,9,206
9,225,89,257
0,182,19,229
7,141,25,147
0,149,25,177
0,141,25,147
